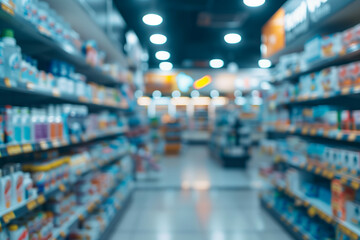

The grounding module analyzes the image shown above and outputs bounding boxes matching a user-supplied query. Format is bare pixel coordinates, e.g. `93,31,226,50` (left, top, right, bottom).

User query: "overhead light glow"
172,90,181,98
193,75,212,89
142,13,163,26
258,59,272,69
152,90,162,99
137,97,151,106
176,73,194,92
224,33,242,44
210,90,220,98
150,34,167,44
209,59,224,69
243,0,266,7
155,51,170,60
190,90,200,98
159,62,173,71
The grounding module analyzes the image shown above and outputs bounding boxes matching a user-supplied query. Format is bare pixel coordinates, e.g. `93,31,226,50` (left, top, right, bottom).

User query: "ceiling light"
159,62,173,71
210,90,220,98
209,59,224,69
258,59,272,68
172,90,181,98
142,13,163,26
150,34,167,44
191,90,200,98
152,90,162,99
243,0,265,7
155,51,170,60
224,33,242,44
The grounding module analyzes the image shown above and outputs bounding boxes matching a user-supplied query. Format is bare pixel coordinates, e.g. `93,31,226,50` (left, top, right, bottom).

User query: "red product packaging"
338,64,352,88
331,179,356,220
349,61,360,86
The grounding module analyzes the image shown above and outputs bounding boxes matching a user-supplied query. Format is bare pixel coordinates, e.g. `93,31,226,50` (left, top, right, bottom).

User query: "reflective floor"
110,145,293,240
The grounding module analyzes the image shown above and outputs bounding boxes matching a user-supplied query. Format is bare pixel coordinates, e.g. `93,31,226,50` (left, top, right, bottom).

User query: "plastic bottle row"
0,166,132,240
0,104,125,146
0,29,126,106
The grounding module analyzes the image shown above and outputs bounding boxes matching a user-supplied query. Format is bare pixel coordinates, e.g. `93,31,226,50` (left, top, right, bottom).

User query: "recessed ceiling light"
258,59,272,68
210,90,220,98
243,0,265,7
150,34,167,44
159,62,173,71
142,13,163,26
155,51,170,60
209,59,224,69
224,33,242,44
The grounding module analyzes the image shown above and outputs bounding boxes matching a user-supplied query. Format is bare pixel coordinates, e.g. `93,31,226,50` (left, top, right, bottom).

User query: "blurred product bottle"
2,29,21,86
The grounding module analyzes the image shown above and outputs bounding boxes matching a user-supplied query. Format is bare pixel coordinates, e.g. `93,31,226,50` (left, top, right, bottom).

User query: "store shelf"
0,79,129,111
0,3,122,86
274,46,360,85
0,150,129,227
0,127,127,159
260,197,315,240
52,182,133,240
278,85,360,108
267,126,360,146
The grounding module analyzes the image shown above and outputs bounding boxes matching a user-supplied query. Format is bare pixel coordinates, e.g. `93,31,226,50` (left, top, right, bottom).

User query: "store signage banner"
284,0,355,43
262,8,285,58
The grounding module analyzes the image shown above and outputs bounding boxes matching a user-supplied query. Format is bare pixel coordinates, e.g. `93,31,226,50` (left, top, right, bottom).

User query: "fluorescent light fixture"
152,90,162,99
193,97,211,105
243,0,265,7
190,90,200,98
171,97,190,106
155,51,170,60
210,90,220,98
258,59,272,68
172,90,181,98
150,34,167,44
209,59,224,69
159,62,173,71
212,97,228,106
224,33,242,44
142,13,163,26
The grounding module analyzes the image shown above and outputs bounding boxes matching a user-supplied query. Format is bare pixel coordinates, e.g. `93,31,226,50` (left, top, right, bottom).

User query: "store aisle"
110,146,292,240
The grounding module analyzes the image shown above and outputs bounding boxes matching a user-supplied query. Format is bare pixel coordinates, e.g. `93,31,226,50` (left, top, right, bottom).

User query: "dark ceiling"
114,0,287,69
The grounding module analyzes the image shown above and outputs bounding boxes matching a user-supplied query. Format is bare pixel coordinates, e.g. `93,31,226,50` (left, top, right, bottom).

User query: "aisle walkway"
110,146,292,240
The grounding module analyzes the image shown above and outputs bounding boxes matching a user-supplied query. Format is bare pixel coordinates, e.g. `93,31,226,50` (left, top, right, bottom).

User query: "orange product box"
331,179,356,220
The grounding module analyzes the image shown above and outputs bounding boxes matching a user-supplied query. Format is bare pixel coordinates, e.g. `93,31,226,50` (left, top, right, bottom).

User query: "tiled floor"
109,145,293,240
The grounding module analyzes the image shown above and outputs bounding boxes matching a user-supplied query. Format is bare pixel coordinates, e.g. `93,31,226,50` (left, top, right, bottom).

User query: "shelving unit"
0,1,137,238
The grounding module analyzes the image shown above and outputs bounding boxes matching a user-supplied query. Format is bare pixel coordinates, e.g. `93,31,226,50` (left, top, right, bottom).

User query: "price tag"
39,141,49,150
308,207,317,217
87,203,95,212
22,144,33,153
336,132,343,140
59,184,66,192
348,133,357,142
289,126,296,133
26,82,35,90
60,232,66,238
78,214,85,221
1,3,14,15
52,88,60,97
351,181,360,190
7,145,22,156
3,211,15,224
342,87,351,95
37,195,46,205
302,127,309,135
52,140,61,148
341,176,348,184
307,165,313,171
70,135,78,143
323,130,329,137
328,172,335,179
310,128,317,136
26,200,37,211
315,167,321,174
78,96,88,103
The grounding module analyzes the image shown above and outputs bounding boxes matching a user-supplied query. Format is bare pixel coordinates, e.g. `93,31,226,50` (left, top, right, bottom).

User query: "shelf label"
26,82,35,90
1,3,14,15
310,128,317,136
7,145,22,156
336,132,343,140
341,176,348,184
3,211,15,224
308,207,316,217
52,89,60,97
87,203,95,212
59,184,66,192
37,195,46,205
4,78,11,87
342,87,351,95
78,96,88,103
306,165,313,171
315,167,321,174
70,135,78,143
348,133,357,142
22,144,33,153
39,141,49,150
52,140,61,148
351,181,360,190
60,232,66,238
26,200,37,211
301,127,309,135
78,214,85,221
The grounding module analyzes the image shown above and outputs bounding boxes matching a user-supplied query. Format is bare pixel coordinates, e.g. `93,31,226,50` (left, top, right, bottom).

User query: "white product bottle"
13,164,24,204
0,41,5,79
12,107,22,144
47,105,55,140
20,107,31,143
2,168,12,209
55,105,63,140
2,29,21,86
4,105,14,145
8,224,28,240
23,172,33,200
